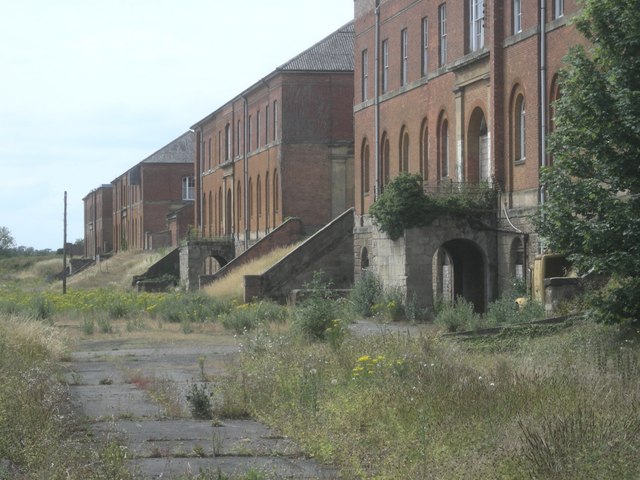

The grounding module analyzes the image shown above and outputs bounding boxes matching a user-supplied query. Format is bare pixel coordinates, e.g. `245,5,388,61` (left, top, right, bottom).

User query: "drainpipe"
374,0,381,200
242,95,249,250
539,0,547,253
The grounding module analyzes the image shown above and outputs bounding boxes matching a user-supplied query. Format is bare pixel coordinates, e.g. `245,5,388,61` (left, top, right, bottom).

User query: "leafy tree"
537,0,640,323
0,226,16,255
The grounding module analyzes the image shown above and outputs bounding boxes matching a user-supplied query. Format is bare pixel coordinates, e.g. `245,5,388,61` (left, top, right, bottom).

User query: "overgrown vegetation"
369,173,496,240
219,317,640,478
0,315,131,479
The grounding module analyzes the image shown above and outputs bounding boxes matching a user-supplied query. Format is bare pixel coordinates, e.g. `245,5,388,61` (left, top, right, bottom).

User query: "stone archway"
432,238,487,313
180,239,236,291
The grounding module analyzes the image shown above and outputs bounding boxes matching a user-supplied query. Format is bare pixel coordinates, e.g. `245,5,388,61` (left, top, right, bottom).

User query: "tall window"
265,171,270,229
236,119,241,156
382,39,389,93
224,124,231,162
439,118,449,178
420,119,429,179
265,106,269,144
362,140,370,194
272,169,279,217
256,111,261,149
469,0,484,52
236,181,242,232
554,0,563,19
400,128,409,172
362,49,369,101
218,131,221,164
438,4,447,66
249,178,253,219
273,101,278,141
381,133,390,188
400,29,408,86
513,0,522,34
515,95,526,162
207,138,211,170
421,17,429,77
182,176,195,200
248,115,252,151
256,175,262,221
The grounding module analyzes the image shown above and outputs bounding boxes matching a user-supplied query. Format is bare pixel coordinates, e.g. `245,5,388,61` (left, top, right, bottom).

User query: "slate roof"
140,131,195,165
277,21,355,72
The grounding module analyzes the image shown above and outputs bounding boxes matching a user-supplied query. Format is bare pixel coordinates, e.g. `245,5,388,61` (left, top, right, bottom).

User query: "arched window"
515,94,526,162
218,187,223,235
249,177,253,220
438,115,449,179
236,181,242,237
381,132,390,189
361,247,370,270
362,139,370,194
208,191,213,237
273,169,279,221
400,127,409,173
256,175,262,219
420,119,429,180
548,74,562,166
265,172,270,230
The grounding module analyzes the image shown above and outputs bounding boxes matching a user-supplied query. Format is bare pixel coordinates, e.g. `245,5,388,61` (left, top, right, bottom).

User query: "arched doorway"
432,239,486,312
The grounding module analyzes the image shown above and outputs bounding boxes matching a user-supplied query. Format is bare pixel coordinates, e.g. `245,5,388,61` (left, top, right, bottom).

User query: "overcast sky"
0,0,354,250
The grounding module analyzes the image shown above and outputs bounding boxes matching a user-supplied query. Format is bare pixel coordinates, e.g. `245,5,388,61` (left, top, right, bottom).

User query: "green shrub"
186,383,213,420
434,296,479,332
291,272,337,341
350,271,383,317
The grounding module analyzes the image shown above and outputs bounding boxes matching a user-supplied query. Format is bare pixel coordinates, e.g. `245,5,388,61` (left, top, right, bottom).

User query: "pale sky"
0,0,354,250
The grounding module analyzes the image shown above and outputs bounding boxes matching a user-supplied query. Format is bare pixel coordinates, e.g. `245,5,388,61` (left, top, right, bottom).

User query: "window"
381,133,390,188
182,177,196,200
553,0,563,19
257,175,262,220
218,131,221,164
439,118,449,178
248,115,252,151
420,119,429,179
400,128,409,172
207,138,211,170
421,17,429,77
225,124,231,162
272,169,279,215
236,119,241,155
469,0,484,52
362,140,370,194
513,0,522,34
515,95,526,162
362,49,369,101
401,29,408,86
382,39,389,93
256,111,261,149
438,4,447,66
265,106,269,144
249,177,253,218
273,101,278,141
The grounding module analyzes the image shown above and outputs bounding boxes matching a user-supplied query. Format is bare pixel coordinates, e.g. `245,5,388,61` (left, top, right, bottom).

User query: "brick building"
191,22,355,262
112,131,195,252
352,0,586,312
83,184,113,258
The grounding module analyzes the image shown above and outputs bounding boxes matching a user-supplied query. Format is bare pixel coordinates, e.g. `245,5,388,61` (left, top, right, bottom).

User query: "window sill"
514,159,526,166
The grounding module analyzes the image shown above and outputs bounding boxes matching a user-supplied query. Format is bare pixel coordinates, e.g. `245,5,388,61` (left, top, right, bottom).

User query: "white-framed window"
469,0,484,52
382,39,389,93
438,4,447,66
421,17,429,77
554,0,564,19
182,176,195,200
401,29,408,86
362,49,369,101
513,0,522,34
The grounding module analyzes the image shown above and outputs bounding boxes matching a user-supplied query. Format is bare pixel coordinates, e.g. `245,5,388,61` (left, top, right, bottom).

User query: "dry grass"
0,314,68,361
204,242,302,301
66,249,166,290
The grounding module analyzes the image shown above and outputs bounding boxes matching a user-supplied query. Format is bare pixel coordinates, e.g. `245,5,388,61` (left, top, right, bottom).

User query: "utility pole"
63,191,67,294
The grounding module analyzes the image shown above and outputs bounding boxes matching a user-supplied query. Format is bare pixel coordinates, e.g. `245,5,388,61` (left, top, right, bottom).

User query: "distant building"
190,22,355,263
112,131,195,252
83,184,113,258
352,0,586,312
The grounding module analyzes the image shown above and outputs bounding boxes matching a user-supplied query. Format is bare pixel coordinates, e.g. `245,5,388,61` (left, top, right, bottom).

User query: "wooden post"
63,191,67,294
